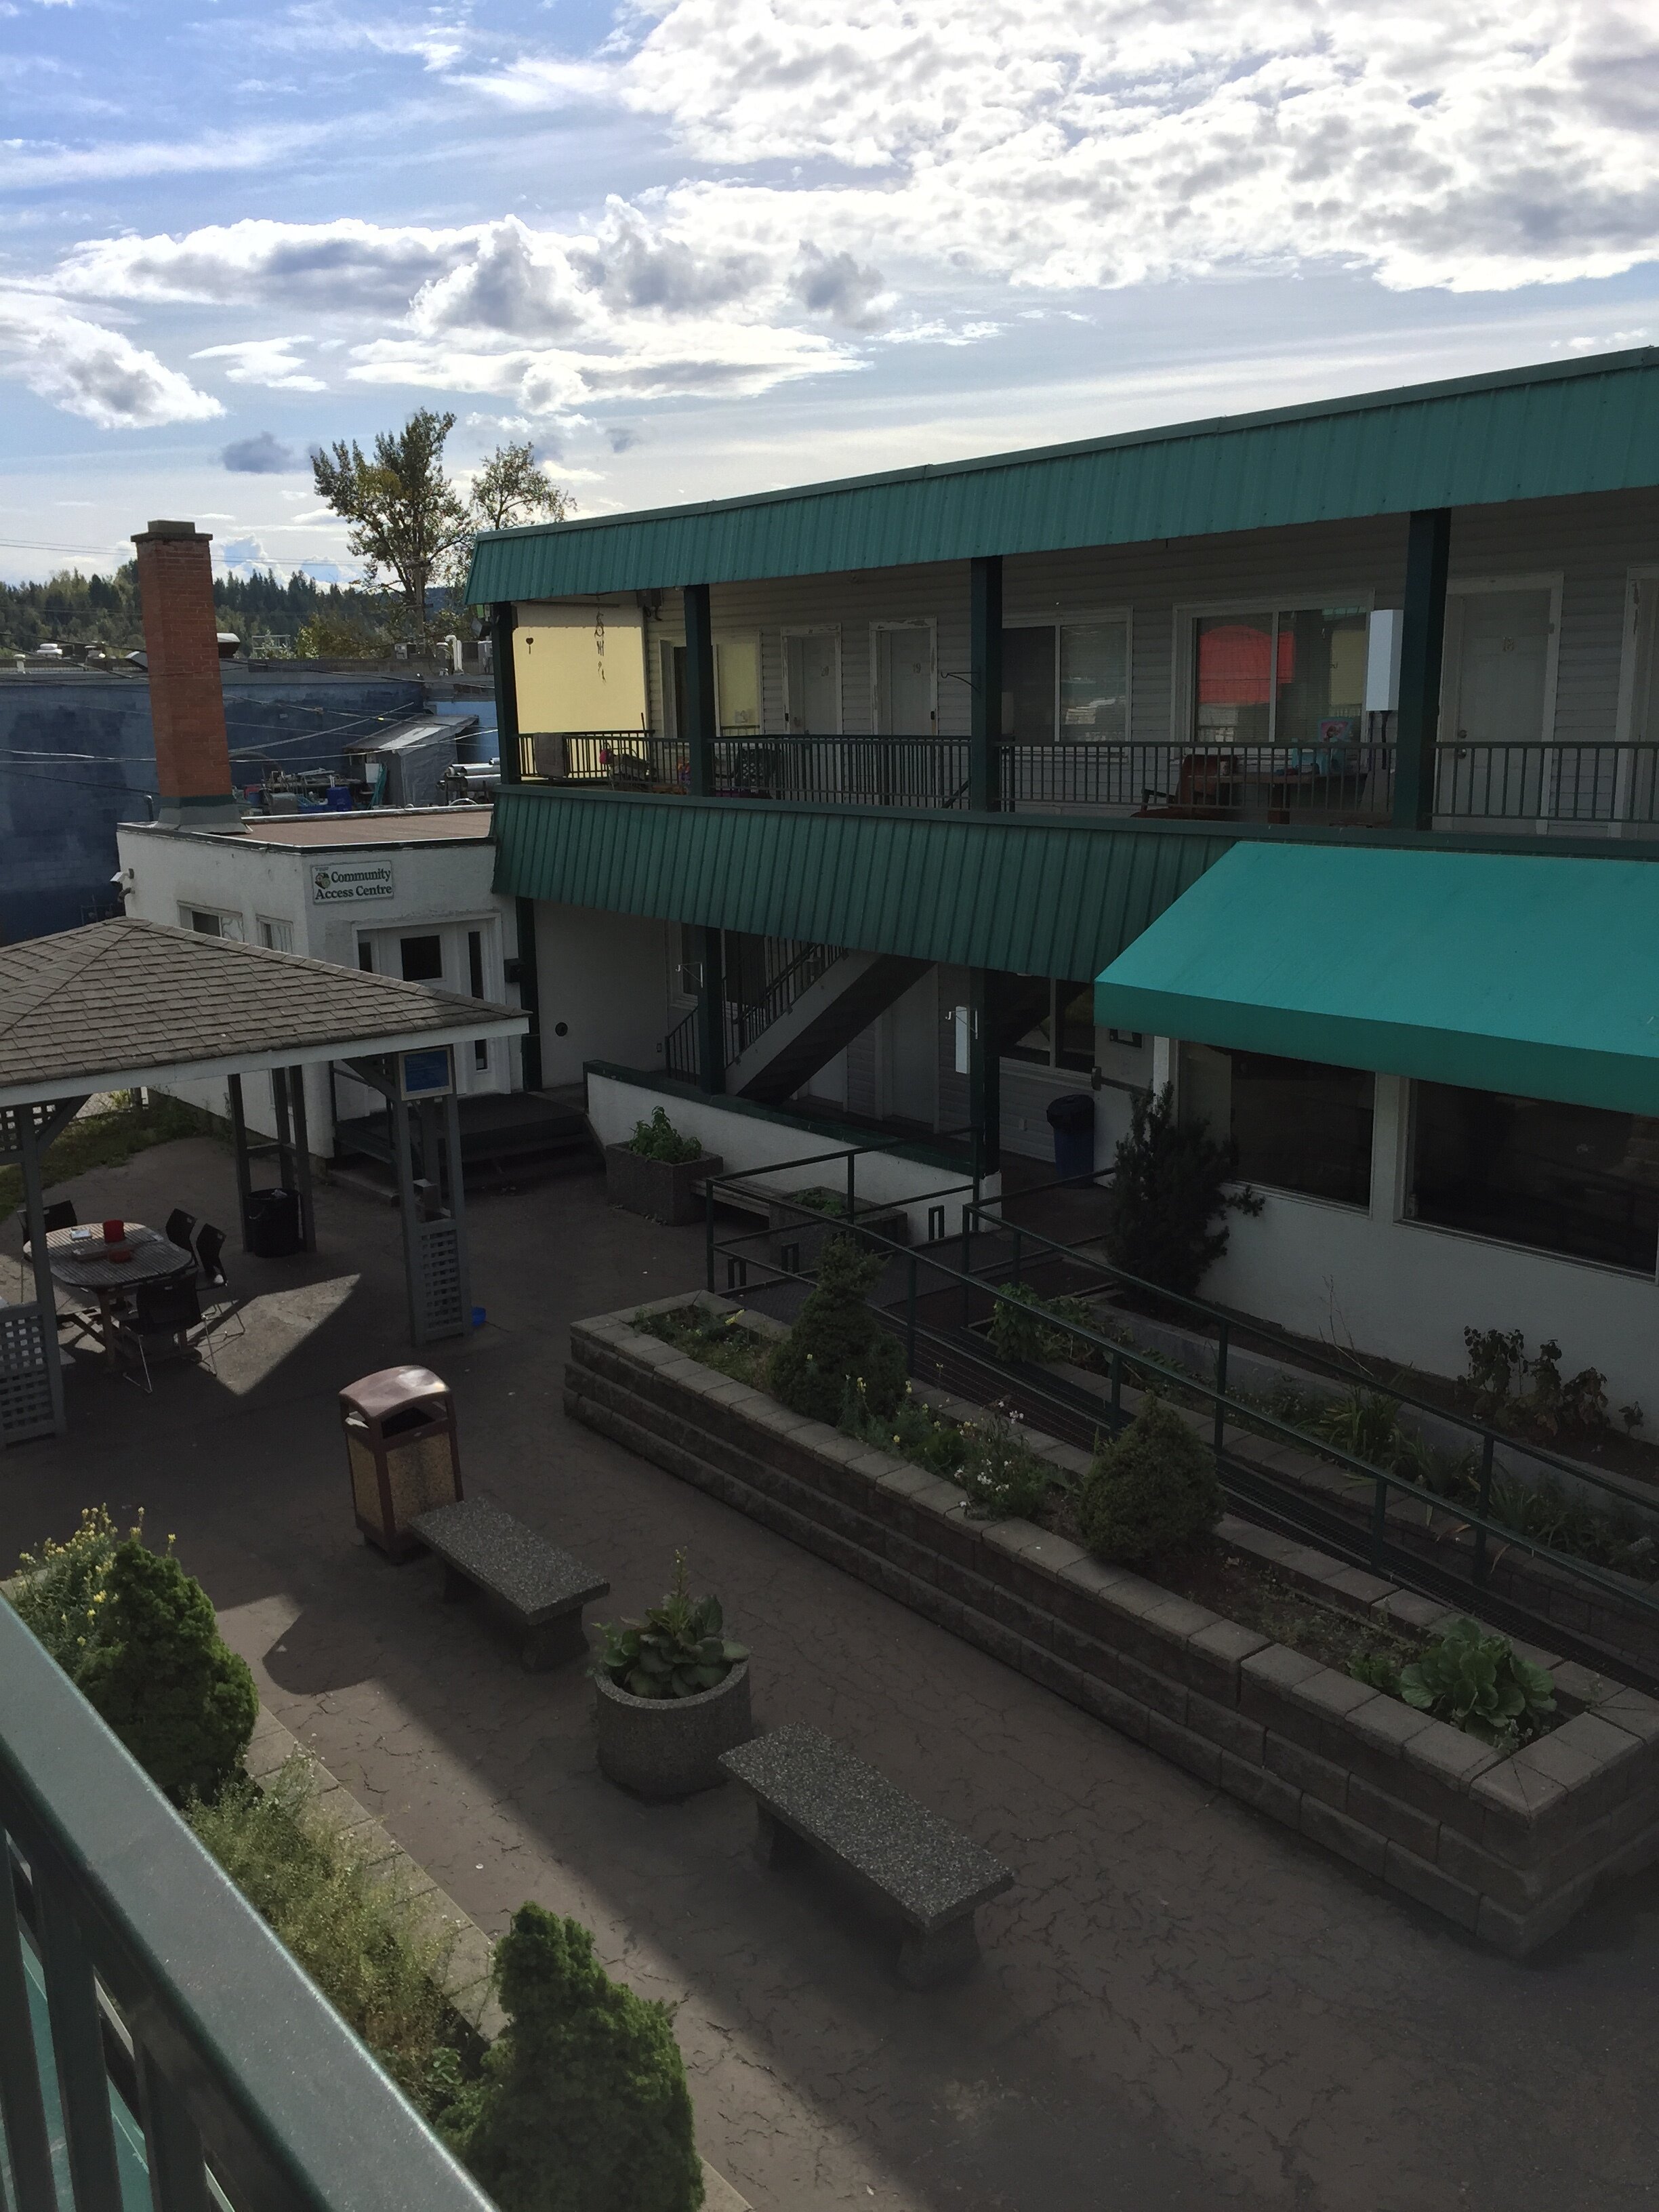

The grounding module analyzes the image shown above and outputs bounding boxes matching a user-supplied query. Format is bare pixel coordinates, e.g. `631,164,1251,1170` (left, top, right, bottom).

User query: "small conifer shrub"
444,1903,703,2212
769,1234,905,1425
76,1538,258,1803
1078,1396,1225,1569
1101,1082,1261,1299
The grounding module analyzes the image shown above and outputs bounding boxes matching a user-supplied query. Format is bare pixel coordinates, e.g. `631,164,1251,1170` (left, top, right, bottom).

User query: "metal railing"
698,1176,1659,1684
0,1599,495,2212
662,941,846,1086
517,729,1659,832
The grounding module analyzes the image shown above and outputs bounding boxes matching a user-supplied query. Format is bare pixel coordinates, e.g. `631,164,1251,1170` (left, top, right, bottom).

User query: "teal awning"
1094,844,1659,1115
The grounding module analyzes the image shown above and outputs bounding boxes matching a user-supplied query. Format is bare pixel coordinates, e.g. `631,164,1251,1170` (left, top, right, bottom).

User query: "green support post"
968,554,1002,812
968,967,1000,1179
694,924,725,1095
682,582,717,798
1391,508,1450,832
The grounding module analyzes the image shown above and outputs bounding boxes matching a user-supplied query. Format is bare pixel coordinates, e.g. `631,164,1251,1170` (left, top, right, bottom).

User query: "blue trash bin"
1046,1092,1096,1183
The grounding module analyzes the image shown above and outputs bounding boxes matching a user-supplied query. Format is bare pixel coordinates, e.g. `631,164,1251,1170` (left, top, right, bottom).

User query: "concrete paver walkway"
4,1136,1658,2211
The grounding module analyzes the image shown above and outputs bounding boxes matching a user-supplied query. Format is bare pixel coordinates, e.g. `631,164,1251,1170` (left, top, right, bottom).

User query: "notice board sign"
311,859,394,905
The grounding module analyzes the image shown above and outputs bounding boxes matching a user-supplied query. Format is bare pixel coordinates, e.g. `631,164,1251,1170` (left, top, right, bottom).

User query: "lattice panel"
0,1305,56,1440
415,1221,464,1338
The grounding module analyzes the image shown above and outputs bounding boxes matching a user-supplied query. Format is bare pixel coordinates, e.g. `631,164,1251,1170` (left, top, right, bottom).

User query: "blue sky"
1,0,1656,586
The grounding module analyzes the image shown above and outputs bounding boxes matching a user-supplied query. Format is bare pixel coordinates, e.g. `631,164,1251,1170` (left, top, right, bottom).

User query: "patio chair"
165,1206,197,1256
14,1200,77,1235
194,1224,246,1344
112,1278,214,1393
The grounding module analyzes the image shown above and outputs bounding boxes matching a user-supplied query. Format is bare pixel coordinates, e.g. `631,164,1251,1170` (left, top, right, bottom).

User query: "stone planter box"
604,1143,723,1227
567,1293,1659,1954
593,1660,753,1799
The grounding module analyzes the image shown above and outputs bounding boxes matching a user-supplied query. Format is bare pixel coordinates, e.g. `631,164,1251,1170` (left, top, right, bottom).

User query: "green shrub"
187,1757,462,2116
956,1407,1053,1520
1460,1326,1641,1441
769,1234,905,1425
628,1107,703,1164
1078,1395,1225,1568
987,1284,1102,1366
77,1538,258,1802
1099,1083,1261,1300
596,1551,747,1700
445,1903,703,2212
1399,1617,1556,1749
633,1305,771,1387
839,1378,966,1477
8,1504,126,1672
1347,1650,1404,1696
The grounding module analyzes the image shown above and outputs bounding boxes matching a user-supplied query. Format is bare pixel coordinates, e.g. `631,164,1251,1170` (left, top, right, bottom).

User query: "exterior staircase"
663,941,930,1102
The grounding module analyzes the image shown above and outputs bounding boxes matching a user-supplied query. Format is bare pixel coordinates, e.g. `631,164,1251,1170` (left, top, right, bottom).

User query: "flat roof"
0,916,527,1106
467,346,1659,602
125,809,494,850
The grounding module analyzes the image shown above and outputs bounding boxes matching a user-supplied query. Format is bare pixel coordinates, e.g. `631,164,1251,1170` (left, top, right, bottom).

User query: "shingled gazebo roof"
0,917,528,1106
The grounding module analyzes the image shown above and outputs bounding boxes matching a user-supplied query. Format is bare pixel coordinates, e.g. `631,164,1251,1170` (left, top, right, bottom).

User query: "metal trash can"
340,1366,462,1560
246,1186,301,1258
1046,1092,1097,1183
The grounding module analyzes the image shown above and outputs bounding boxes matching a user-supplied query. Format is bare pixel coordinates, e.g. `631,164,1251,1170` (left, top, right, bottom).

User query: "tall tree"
451,440,572,609
311,410,468,651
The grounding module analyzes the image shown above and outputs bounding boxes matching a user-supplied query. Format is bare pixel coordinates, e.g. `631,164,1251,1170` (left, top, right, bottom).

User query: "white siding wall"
627,490,1659,751
534,902,676,1088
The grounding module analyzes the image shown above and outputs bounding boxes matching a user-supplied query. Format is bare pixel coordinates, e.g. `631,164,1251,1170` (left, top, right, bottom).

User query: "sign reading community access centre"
310,859,395,905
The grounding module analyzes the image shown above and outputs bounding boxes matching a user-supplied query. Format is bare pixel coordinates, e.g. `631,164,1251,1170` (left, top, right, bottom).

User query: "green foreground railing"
0,1600,495,2212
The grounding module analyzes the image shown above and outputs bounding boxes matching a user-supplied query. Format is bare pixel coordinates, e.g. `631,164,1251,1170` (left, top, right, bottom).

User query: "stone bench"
720,1724,1014,1988
411,1499,609,1672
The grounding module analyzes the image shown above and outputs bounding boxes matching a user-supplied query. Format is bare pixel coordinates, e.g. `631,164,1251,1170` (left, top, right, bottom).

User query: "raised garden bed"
567,1292,1659,1954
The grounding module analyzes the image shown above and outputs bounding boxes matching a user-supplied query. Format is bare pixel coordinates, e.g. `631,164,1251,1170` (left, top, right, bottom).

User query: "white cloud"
0,290,222,428
191,336,327,390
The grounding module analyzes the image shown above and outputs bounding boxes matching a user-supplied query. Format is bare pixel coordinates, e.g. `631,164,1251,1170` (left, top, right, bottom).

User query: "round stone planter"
592,1660,752,1801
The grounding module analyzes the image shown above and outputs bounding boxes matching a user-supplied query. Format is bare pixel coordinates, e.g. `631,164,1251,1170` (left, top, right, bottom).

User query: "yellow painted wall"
513,602,648,733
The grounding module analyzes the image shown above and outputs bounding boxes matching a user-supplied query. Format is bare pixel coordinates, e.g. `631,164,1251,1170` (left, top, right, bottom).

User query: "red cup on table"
102,1217,132,1261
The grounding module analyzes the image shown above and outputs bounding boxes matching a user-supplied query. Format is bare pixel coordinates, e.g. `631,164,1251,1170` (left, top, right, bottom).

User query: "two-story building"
470,348,1659,1409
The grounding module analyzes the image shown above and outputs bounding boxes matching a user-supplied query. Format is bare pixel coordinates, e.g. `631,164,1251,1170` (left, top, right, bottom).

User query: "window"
257,918,293,953
182,906,243,941
715,637,760,734
399,935,444,983
357,941,374,974
1410,1082,1659,1274
1004,979,1096,1073
1001,617,1129,741
468,929,489,1070
1181,1044,1374,1206
1192,607,1368,754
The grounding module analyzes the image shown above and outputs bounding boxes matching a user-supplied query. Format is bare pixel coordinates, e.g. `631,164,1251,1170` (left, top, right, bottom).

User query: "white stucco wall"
116,818,517,1149
1200,1073,1659,1413
533,901,678,1087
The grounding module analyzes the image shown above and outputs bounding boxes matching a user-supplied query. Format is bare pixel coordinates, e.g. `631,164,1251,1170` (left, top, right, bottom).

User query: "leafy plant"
634,1304,771,1387
1398,1617,1557,1748
769,1233,906,1424
188,1757,466,2118
8,1504,127,1671
1099,1083,1262,1300
596,1552,747,1701
839,1378,966,1477
1460,1326,1638,1443
628,1106,705,1164
987,1284,1102,1366
956,1404,1054,1520
1347,1650,1404,1695
442,1903,703,2212
1078,1394,1225,1568
76,1538,258,1803
780,1185,856,1218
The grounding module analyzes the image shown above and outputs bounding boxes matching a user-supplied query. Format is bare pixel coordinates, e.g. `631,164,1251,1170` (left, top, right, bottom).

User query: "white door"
784,632,842,733
881,972,937,1127
359,922,508,1095
874,624,937,733
1442,588,1554,816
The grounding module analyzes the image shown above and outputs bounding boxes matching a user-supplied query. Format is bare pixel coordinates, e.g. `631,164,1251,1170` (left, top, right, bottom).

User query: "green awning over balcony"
1094,844,1659,1114
493,785,1232,979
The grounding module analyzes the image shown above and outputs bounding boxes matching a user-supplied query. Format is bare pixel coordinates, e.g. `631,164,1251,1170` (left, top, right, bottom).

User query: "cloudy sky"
2,0,1656,584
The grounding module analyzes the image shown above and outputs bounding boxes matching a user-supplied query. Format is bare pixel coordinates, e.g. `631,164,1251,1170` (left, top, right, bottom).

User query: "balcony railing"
517,731,1659,833
0,1597,494,2212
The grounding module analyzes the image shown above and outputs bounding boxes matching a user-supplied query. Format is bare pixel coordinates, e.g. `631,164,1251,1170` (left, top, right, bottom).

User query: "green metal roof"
493,785,1231,977
1094,843,1659,1113
469,348,1659,601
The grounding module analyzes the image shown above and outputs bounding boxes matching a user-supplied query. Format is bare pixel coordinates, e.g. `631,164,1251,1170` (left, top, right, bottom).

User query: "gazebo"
0,918,529,1441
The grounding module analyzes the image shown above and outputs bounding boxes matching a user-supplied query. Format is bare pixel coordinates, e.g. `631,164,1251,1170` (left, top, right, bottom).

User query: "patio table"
27,1223,196,1350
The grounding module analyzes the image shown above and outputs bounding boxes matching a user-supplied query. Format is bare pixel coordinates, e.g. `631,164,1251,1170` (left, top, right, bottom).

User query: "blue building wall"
0,672,424,942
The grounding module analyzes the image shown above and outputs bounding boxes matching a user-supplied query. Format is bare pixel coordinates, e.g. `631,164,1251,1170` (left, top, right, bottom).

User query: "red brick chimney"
132,519,243,831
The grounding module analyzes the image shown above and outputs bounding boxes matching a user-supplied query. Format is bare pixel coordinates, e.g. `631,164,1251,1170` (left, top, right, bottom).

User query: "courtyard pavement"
3,1135,1658,2212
